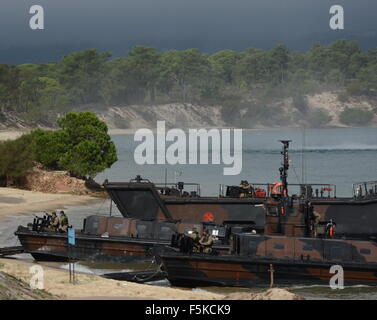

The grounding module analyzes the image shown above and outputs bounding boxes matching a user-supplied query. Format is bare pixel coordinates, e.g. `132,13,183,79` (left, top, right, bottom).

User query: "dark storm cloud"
0,0,376,64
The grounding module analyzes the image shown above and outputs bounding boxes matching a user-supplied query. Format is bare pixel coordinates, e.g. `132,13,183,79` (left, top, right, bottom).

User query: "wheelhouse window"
266,206,279,216
274,243,285,250
360,248,371,255
137,225,147,232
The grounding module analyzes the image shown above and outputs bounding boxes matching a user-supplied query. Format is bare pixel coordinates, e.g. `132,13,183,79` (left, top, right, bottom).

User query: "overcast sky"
1,0,376,64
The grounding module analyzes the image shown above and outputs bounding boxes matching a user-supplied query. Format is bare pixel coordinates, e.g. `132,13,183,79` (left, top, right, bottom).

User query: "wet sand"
0,187,99,220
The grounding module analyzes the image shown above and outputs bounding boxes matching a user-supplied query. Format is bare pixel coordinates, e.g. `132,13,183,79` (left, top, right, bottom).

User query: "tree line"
0,40,376,123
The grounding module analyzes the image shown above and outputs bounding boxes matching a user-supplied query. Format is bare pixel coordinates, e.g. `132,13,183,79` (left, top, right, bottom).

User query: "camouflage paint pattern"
161,235,377,287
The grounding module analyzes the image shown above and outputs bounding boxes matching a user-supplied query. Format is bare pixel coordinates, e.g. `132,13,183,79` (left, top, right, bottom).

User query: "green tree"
57,112,117,177
339,107,374,126
31,129,69,169
308,109,332,128
209,50,239,84
235,49,271,87
127,46,161,102
0,64,22,113
59,49,111,104
0,134,35,185
159,49,209,101
271,44,289,83
357,63,377,95
101,58,134,104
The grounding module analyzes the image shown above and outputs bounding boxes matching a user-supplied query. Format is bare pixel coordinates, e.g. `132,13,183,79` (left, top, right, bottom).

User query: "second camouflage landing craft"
13,140,377,270
160,141,377,287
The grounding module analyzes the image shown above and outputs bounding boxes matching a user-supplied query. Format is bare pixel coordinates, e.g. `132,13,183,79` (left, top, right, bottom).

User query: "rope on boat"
132,262,165,283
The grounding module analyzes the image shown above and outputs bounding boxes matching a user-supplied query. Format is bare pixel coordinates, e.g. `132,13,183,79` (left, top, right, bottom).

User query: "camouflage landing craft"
159,141,377,286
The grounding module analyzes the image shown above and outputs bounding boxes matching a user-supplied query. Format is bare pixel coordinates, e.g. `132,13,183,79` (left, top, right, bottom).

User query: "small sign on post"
68,228,75,246
67,227,76,284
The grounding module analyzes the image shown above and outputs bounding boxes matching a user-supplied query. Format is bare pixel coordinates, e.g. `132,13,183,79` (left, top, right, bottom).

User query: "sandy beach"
0,187,98,220
0,258,303,300
0,258,223,300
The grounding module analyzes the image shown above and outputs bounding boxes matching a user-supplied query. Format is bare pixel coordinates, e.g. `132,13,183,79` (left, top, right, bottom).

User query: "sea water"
97,127,377,197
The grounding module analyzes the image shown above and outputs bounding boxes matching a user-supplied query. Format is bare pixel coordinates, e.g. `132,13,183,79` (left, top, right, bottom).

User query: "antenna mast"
301,128,306,185
279,140,291,197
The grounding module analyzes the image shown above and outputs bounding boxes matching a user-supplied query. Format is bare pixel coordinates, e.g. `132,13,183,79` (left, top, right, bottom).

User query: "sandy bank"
0,258,223,300
0,258,303,300
224,288,303,300
0,270,56,300
0,130,30,141
0,187,99,220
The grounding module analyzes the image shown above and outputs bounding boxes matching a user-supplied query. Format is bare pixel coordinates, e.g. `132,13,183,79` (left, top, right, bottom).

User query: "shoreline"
0,187,100,220
108,125,373,135
2,125,376,141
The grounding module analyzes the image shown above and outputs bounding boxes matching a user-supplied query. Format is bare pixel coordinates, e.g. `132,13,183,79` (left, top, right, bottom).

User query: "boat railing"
219,183,271,198
127,175,201,197
291,183,337,199
352,180,377,199
219,183,337,198
154,182,201,197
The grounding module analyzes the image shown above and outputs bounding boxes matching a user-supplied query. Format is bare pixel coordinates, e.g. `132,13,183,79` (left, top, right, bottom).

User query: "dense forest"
0,40,376,127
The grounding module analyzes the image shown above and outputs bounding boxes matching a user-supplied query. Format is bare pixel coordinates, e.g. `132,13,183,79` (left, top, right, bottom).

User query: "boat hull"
15,227,229,263
16,227,166,263
161,253,377,287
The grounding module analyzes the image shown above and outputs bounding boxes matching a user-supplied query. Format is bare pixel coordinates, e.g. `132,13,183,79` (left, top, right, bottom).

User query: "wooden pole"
69,245,72,283
268,264,274,288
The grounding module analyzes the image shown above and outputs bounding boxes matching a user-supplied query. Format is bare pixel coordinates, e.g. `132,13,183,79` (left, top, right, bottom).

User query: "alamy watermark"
329,5,344,30
27,4,345,31
29,265,44,290
329,265,344,289
29,5,44,30
134,121,242,175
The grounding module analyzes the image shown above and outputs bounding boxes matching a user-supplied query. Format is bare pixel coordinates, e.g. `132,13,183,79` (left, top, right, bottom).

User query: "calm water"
97,127,377,197
2,127,377,299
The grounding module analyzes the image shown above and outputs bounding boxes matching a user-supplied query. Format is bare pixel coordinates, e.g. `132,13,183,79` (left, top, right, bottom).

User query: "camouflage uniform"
240,180,252,198
49,214,60,232
199,232,214,254
190,230,200,252
59,213,69,232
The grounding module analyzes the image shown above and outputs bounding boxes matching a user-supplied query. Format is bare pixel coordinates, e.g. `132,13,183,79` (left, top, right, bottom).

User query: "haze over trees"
0,40,376,127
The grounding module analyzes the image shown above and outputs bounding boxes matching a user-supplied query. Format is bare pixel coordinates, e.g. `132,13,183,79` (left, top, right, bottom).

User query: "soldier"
239,180,253,198
190,227,200,242
311,211,321,237
199,230,214,254
326,219,336,238
356,185,363,198
189,227,200,252
59,211,69,232
48,211,60,232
